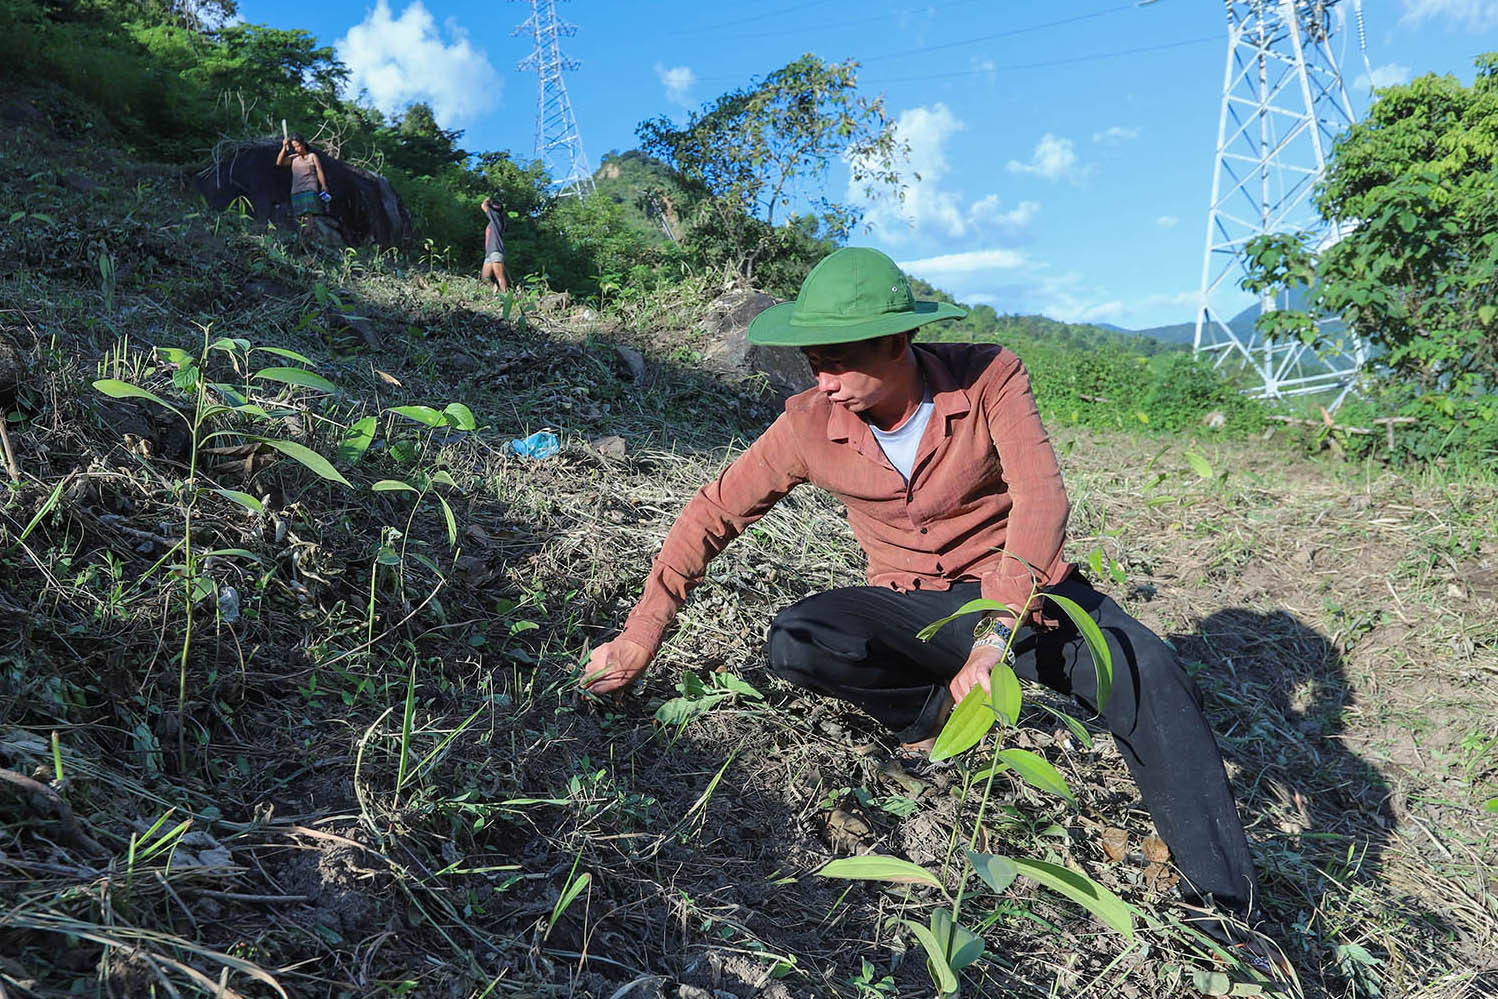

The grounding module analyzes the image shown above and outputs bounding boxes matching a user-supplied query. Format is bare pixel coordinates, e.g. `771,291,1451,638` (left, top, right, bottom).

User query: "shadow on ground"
1176,608,1460,993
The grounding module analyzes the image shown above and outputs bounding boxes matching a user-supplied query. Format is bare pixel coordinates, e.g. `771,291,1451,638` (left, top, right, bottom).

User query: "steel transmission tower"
1194,0,1369,405
514,0,595,197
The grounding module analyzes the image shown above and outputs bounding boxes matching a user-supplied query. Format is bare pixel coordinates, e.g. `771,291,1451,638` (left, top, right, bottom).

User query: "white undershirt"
869,388,934,482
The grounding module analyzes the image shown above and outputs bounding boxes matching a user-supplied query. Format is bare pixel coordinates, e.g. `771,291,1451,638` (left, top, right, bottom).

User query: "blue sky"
239,0,1497,327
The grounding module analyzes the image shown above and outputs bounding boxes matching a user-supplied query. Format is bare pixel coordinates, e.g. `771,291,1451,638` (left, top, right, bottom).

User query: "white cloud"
854,104,1039,243
338,0,500,122
1006,133,1088,183
1156,215,1179,228
654,63,697,107
898,249,1029,276
1092,126,1138,144
970,56,997,82
1355,63,1412,90
1400,0,1498,29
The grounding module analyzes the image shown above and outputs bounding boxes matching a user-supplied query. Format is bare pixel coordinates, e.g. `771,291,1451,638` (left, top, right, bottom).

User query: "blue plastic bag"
510,430,560,459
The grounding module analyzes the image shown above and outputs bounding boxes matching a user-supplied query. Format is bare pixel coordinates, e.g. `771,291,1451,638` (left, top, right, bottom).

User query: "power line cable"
695,2,1144,81
694,0,990,42
859,33,1219,86
671,0,841,34
858,2,1139,63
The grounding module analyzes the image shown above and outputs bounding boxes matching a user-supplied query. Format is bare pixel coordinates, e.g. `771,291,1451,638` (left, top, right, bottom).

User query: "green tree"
1242,53,1498,457
637,54,903,284
378,103,466,179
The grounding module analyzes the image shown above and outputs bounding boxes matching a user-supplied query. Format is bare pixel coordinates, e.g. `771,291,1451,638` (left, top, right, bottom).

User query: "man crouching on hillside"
580,247,1285,974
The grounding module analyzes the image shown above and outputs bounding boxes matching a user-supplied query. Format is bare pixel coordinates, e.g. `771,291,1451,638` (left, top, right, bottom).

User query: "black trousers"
767,575,1258,914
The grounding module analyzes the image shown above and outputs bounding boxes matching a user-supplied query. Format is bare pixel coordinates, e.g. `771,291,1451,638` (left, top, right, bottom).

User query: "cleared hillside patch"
2,113,1497,999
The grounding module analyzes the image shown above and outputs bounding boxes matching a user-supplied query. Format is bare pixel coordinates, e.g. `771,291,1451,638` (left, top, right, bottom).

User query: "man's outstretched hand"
948,644,1005,705
578,637,651,697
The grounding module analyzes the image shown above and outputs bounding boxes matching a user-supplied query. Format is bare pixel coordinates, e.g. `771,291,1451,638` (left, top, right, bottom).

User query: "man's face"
801,335,907,415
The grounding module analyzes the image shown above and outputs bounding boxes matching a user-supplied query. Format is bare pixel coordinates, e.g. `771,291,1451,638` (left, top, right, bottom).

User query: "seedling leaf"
816,856,944,890
442,402,477,430
1011,857,1134,938
896,918,959,995
372,479,419,494
966,851,1018,894
990,661,1021,727
1038,703,1094,750
930,908,985,973
389,405,445,427
931,686,998,761
1185,451,1214,479
212,489,263,515
339,416,376,464
252,438,351,485
253,366,337,393
253,346,316,365
653,693,730,726
435,493,457,546
1043,592,1112,711
92,379,184,420
916,597,1013,642
995,748,1074,803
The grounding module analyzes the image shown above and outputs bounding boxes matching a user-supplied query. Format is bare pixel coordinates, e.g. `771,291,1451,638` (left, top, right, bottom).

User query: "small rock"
615,346,648,383
1,101,47,129
590,435,627,459
676,987,713,999
606,977,666,999
57,172,100,195
1202,410,1227,430
326,310,380,349
243,277,295,300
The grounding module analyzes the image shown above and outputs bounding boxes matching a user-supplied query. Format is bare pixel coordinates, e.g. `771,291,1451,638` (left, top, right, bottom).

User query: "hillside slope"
1,103,1496,999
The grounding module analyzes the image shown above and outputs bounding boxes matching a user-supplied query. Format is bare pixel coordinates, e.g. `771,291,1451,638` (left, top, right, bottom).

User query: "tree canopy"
637,54,903,285
1242,53,1498,457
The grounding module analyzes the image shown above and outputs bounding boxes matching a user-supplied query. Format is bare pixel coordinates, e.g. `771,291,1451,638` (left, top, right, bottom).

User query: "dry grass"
2,111,1497,999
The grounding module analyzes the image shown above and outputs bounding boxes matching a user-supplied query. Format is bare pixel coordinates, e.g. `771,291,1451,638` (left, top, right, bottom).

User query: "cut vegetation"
2,42,1498,999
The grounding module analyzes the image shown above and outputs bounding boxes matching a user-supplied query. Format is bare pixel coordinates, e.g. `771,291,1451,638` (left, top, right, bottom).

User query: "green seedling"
543,854,591,943
653,669,763,727
93,329,348,768
816,576,1130,996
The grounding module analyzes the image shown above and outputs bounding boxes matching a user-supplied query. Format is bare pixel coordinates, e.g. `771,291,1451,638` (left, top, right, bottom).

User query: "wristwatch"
972,614,1017,664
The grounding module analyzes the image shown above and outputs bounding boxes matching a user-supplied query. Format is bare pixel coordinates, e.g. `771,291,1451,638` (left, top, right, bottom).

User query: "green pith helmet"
746,247,966,347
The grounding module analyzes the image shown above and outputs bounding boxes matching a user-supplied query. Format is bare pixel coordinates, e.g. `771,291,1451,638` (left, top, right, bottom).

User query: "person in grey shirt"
480,197,508,294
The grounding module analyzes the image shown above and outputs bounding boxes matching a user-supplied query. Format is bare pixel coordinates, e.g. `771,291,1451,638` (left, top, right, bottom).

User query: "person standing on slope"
275,135,330,223
480,197,508,295
579,246,1287,975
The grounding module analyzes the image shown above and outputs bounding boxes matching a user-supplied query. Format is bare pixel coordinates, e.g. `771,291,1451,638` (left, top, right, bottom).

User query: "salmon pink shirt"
619,342,1074,657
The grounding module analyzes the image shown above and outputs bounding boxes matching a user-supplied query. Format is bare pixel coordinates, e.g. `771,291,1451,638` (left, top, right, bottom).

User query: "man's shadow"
1171,608,1455,954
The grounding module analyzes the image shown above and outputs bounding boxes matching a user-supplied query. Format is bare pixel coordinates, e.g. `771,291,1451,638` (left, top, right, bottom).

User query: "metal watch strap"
971,614,1016,664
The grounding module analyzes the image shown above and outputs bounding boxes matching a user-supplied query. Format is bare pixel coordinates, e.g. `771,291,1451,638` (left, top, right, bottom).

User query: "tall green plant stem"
946,584,1035,933
176,334,211,772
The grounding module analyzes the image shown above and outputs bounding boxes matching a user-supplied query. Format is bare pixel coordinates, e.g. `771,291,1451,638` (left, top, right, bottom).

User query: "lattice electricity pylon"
513,0,595,197
1193,0,1370,406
